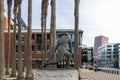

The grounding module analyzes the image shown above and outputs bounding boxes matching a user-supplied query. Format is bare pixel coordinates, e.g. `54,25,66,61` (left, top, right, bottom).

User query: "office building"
82,47,94,67
98,43,115,67
93,35,109,61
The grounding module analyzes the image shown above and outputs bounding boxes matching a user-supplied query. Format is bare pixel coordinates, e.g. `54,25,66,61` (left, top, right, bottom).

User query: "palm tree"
11,0,18,77
0,0,5,79
6,0,12,75
25,0,33,79
74,0,80,79
49,0,56,59
17,0,24,79
41,0,48,64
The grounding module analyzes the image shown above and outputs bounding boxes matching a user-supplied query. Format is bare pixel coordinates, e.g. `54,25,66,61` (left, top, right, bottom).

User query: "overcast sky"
4,0,120,47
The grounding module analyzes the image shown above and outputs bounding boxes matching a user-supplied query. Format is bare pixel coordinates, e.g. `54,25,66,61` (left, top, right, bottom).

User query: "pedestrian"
94,61,97,72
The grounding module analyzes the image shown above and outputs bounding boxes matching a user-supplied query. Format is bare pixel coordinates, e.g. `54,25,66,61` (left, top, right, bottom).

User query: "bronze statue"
41,31,72,68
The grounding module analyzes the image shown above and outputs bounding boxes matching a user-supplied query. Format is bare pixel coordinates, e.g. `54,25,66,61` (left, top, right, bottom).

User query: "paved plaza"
4,68,120,80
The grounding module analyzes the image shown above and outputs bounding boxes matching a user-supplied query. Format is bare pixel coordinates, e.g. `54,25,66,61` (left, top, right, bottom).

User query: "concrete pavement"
5,68,120,80
80,68,120,80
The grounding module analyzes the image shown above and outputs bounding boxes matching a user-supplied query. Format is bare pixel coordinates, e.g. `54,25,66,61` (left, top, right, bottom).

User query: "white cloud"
80,0,120,47
4,0,120,47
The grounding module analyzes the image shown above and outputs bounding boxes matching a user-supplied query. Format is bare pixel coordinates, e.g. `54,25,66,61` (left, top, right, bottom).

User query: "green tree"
17,0,24,79
0,0,5,79
6,0,12,75
25,0,33,79
11,0,18,77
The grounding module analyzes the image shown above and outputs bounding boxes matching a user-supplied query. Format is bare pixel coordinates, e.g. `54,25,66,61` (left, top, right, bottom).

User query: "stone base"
47,65,57,69
35,69,78,80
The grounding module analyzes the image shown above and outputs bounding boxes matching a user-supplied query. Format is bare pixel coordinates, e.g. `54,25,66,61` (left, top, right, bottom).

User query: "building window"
37,45,41,51
16,34,24,41
37,45,41,54
16,34,18,40
47,34,50,40
16,45,18,53
21,34,24,41
107,52,111,54
37,34,42,44
107,45,111,47
107,49,111,51
16,45,24,53
57,34,61,40
22,45,24,52
32,45,35,51
71,34,74,42
32,34,35,40
47,45,49,51
107,56,111,58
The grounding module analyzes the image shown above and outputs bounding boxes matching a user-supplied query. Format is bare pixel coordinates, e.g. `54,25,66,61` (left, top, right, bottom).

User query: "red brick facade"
4,30,83,68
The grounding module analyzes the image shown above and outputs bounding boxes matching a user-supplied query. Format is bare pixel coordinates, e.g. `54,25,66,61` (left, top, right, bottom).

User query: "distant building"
98,43,120,68
82,47,93,67
98,43,115,67
113,43,120,68
3,12,14,30
93,35,109,61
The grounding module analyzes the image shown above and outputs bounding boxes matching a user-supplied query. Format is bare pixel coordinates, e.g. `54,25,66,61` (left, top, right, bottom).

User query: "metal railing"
98,67,120,75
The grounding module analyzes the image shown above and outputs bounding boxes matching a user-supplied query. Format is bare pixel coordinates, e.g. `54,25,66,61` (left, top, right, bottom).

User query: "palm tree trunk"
74,0,80,69
11,0,17,77
25,0,33,79
0,0,5,79
17,0,24,79
74,0,80,79
6,0,12,75
50,0,56,58
41,0,48,64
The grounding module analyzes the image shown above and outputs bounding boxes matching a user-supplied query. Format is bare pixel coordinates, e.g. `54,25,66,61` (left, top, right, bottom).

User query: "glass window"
32,45,35,51
47,34,50,40
37,45,41,54
21,34,24,41
37,45,41,51
32,34,35,40
57,34,61,40
37,34,42,43
107,49,111,51
16,34,18,40
22,45,24,52
107,45,111,47
16,45,18,53
71,34,74,42
47,45,49,50
16,34,24,41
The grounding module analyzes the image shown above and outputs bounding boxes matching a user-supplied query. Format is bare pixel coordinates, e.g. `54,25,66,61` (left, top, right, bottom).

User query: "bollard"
117,71,119,75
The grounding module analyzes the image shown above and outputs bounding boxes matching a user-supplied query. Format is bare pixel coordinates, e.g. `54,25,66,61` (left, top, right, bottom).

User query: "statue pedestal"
35,69,78,80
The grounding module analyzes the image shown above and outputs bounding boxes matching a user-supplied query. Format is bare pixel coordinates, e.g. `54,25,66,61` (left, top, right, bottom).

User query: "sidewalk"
6,68,120,80
80,68,120,80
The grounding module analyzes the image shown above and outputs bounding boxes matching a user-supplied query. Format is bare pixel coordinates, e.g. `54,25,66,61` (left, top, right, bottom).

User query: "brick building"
94,35,109,62
4,29,83,68
3,12,14,30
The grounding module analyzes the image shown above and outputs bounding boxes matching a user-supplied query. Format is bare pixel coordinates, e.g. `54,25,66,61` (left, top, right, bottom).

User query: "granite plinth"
35,69,78,80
